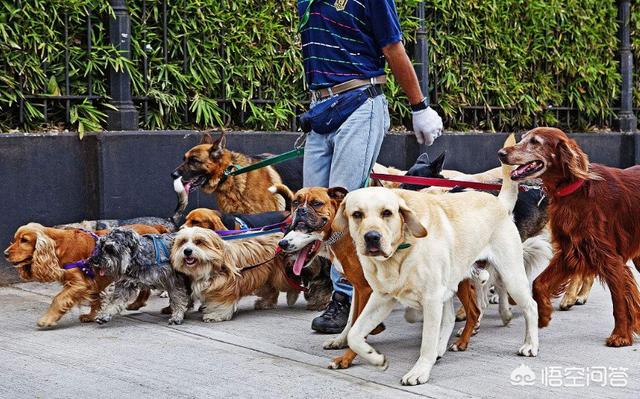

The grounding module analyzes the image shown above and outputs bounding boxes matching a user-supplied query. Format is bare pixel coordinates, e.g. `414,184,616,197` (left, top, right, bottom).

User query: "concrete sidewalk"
0,281,638,399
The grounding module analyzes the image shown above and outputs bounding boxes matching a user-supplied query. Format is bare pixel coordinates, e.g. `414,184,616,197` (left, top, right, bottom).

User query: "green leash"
224,147,305,178
298,0,317,33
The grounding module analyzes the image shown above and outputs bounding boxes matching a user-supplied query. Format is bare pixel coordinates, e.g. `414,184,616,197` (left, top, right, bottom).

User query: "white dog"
333,160,539,385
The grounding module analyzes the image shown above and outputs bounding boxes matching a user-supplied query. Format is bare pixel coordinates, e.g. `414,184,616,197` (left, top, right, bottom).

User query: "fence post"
618,0,636,133
105,0,138,130
415,2,429,104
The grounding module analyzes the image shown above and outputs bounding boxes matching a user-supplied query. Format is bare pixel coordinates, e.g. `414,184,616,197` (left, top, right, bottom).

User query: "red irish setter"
499,127,640,347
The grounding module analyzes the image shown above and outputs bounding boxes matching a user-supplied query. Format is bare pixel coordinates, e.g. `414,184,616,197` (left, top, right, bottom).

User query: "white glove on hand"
412,106,443,146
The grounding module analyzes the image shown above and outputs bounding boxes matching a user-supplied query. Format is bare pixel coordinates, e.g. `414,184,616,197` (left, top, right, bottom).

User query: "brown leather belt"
311,75,386,101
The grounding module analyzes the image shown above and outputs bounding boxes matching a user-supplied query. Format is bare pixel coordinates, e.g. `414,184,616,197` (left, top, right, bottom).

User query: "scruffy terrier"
90,228,189,325
171,227,301,322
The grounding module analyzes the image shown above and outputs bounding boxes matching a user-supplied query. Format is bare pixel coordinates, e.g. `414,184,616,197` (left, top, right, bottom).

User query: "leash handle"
369,172,530,192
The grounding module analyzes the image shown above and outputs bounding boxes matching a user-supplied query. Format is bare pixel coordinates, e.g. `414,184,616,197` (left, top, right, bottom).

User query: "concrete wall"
1,130,637,284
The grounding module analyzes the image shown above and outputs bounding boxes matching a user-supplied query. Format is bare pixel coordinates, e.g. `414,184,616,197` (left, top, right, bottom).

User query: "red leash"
370,172,529,192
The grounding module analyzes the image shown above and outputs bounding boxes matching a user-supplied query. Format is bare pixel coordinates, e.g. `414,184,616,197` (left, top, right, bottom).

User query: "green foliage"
0,0,633,133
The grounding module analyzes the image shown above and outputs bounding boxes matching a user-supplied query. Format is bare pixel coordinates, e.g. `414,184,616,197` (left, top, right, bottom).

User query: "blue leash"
221,227,283,241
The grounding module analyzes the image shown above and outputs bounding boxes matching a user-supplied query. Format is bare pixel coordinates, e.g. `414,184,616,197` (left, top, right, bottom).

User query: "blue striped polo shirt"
297,0,402,90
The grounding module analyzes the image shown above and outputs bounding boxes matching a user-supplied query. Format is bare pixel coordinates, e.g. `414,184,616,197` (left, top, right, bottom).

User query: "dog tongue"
99,270,105,277
293,245,310,276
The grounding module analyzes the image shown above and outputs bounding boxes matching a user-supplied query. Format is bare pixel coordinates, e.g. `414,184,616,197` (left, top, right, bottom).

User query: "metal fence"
8,0,639,132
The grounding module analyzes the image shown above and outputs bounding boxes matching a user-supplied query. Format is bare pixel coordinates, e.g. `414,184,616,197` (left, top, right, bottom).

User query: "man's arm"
382,41,423,105
382,41,443,145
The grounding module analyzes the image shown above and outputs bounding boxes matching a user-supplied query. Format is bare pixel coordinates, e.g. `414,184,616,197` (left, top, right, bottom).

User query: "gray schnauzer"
90,228,189,325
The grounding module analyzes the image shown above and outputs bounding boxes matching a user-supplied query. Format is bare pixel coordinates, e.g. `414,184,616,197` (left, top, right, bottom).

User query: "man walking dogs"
297,0,444,333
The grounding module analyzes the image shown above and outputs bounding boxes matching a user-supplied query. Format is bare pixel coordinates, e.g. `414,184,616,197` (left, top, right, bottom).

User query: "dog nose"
183,248,193,257
171,170,181,179
364,231,381,245
497,149,508,162
297,207,307,216
278,239,290,250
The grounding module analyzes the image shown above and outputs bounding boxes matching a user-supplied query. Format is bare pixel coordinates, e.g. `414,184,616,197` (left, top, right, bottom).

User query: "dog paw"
500,309,513,325
36,317,58,328
161,306,172,315
328,354,356,370
606,333,633,347
202,314,231,323
168,317,184,325
159,291,169,298
575,298,587,306
375,354,389,371
94,315,111,325
518,343,538,357
126,303,144,311
254,299,277,310
489,294,499,304
401,366,431,386
449,341,468,352
79,314,95,323
323,337,348,350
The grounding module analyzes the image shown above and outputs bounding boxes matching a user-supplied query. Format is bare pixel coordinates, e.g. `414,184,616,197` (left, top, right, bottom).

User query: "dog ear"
398,199,428,238
415,152,430,165
209,132,226,159
32,228,62,279
200,132,213,145
557,138,600,180
430,152,446,174
327,187,348,203
332,200,349,232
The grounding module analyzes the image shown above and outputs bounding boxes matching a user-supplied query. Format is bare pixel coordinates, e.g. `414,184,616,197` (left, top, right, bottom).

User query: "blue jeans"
303,91,389,298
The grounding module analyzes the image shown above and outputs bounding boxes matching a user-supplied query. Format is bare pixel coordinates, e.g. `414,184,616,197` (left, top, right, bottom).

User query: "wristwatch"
410,97,429,112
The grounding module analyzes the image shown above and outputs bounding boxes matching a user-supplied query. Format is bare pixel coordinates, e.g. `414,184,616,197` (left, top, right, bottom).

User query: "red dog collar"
554,179,585,198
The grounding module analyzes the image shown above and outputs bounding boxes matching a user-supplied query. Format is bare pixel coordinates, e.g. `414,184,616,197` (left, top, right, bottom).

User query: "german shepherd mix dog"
172,132,289,214
3,223,164,328
273,184,481,370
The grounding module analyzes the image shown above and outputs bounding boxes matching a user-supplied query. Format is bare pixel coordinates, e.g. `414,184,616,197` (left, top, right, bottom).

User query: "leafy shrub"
0,0,632,133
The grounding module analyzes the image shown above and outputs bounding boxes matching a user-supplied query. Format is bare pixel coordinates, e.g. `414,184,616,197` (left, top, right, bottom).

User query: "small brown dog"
273,184,481,369
172,132,287,214
499,127,640,347
171,227,302,322
181,208,332,311
4,223,165,328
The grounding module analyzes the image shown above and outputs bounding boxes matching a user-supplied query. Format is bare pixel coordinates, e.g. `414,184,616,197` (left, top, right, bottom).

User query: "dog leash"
222,147,305,179
215,221,289,237
369,172,535,192
62,229,101,278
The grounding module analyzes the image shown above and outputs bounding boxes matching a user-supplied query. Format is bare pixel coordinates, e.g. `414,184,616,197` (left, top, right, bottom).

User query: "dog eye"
530,137,540,145
20,237,29,243
352,211,363,219
194,239,203,245
310,200,323,208
382,210,393,217
292,200,300,208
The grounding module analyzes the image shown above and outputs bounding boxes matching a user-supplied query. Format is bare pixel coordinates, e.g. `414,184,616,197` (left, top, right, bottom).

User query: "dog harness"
147,234,173,265
62,229,100,278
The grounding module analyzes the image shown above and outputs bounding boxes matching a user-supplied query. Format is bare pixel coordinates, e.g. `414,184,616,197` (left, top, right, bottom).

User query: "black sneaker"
311,291,351,334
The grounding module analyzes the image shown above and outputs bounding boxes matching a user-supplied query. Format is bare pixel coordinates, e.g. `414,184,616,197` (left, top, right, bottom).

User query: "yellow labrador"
333,160,538,386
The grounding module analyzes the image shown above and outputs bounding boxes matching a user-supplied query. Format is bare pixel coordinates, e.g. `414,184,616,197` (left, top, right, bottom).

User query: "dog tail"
522,232,553,281
498,133,518,213
269,184,294,210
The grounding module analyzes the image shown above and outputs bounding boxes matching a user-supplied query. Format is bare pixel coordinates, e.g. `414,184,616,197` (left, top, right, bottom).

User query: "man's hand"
412,106,443,145
383,41,443,146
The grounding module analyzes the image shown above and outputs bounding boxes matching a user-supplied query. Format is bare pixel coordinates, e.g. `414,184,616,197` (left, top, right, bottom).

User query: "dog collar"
554,179,585,198
325,231,344,246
